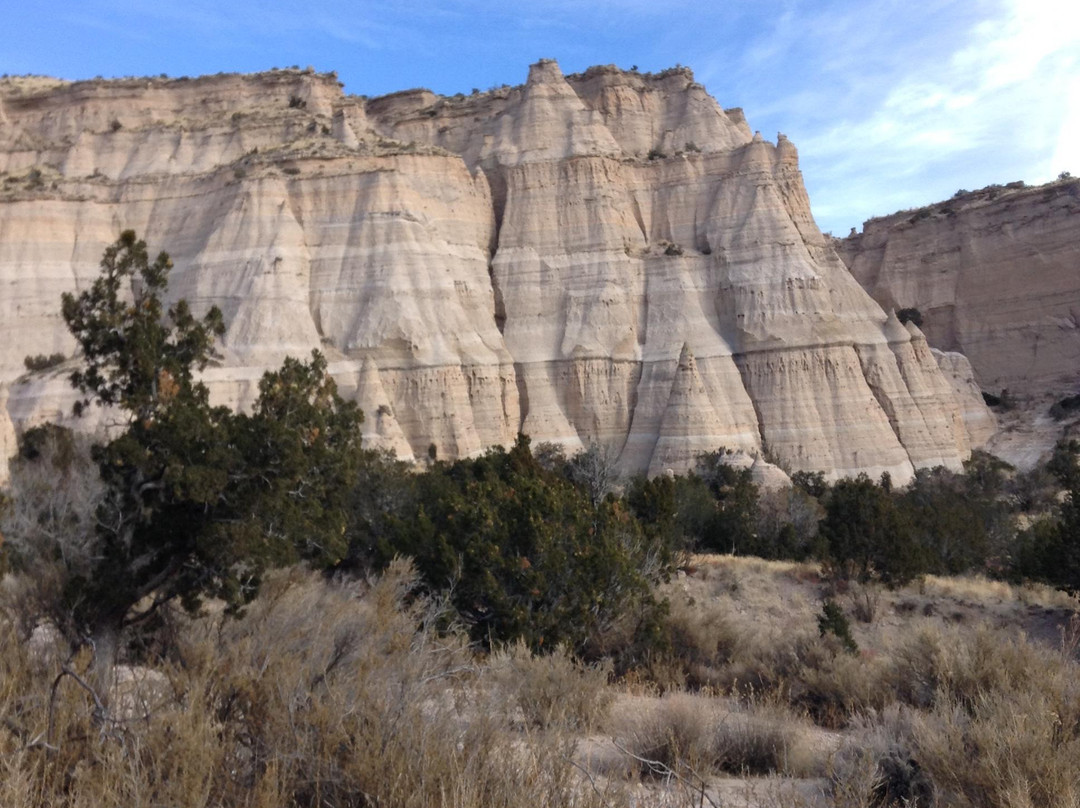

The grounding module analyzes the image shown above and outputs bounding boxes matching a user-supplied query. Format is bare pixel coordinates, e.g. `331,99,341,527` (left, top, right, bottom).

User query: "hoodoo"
0,62,992,483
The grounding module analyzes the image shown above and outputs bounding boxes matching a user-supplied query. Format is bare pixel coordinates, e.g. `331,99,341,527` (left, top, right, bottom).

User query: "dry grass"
489,640,613,731
831,625,1080,807
0,560,627,808
642,554,1080,806
3,550,1080,807
608,691,826,782
921,573,1077,609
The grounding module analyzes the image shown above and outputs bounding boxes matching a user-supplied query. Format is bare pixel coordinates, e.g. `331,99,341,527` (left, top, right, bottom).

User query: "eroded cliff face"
836,179,1080,399
0,61,991,484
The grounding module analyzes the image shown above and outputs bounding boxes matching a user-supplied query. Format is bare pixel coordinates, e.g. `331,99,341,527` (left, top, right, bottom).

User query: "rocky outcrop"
931,349,998,449
0,62,992,484
836,179,1080,400
0,385,16,481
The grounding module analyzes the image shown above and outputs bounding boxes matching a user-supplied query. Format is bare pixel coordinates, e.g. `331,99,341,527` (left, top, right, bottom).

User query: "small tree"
693,449,760,554
62,230,224,423
566,441,619,506
59,232,364,640
819,474,923,585
378,435,671,658
818,599,858,654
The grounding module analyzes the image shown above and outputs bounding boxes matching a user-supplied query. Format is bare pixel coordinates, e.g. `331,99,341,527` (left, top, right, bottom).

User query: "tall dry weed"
490,640,613,731
830,624,1080,808
609,691,820,782
0,559,627,807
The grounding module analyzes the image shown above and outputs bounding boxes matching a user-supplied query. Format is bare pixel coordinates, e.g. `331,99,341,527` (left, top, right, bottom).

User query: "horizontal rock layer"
0,61,992,484
835,179,1080,399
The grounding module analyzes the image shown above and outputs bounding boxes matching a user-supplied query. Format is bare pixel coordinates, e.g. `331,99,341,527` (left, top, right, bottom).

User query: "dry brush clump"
489,640,613,732
608,691,826,783
828,622,1080,807
0,424,105,638
652,580,892,730
647,554,1080,807
0,560,628,808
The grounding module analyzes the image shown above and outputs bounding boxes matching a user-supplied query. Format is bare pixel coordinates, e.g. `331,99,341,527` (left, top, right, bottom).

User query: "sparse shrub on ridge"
896,307,922,327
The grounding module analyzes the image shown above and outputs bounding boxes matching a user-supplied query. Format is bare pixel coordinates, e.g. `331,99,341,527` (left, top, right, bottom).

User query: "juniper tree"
60,231,363,639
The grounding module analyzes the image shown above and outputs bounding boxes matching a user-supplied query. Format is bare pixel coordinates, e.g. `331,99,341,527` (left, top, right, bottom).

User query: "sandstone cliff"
0,61,991,484
836,179,1080,399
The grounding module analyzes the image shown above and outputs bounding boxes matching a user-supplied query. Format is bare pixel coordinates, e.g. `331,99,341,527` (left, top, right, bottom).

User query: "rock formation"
836,178,1080,400
0,61,992,485
0,386,16,475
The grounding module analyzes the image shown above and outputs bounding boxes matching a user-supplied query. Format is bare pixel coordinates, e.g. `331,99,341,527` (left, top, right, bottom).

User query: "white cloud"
780,0,1080,231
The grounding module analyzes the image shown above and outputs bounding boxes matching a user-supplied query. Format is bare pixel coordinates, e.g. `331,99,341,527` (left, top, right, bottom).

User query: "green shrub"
896,307,922,327
58,232,365,640
22,352,65,372
818,600,858,654
374,434,673,658
693,450,760,555
819,474,926,585
900,466,1006,575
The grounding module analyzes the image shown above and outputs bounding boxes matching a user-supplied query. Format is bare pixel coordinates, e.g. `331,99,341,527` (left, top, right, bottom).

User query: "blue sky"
3,0,1077,234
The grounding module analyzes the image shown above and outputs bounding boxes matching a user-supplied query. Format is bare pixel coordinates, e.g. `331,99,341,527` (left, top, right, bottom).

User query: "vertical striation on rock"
836,178,1080,398
340,356,415,460
932,349,997,449
0,385,16,485
647,343,758,477
0,63,990,482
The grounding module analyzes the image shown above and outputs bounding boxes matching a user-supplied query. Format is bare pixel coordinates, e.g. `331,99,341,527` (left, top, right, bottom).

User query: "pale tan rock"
932,348,997,449
342,357,415,461
0,385,17,483
568,65,752,157
0,62,988,484
750,455,792,491
736,345,916,483
4,367,120,440
647,344,758,477
836,179,1080,398
199,175,323,365
852,311,971,472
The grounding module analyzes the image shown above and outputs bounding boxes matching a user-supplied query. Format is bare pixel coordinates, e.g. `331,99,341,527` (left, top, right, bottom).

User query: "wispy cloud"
769,0,1080,231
